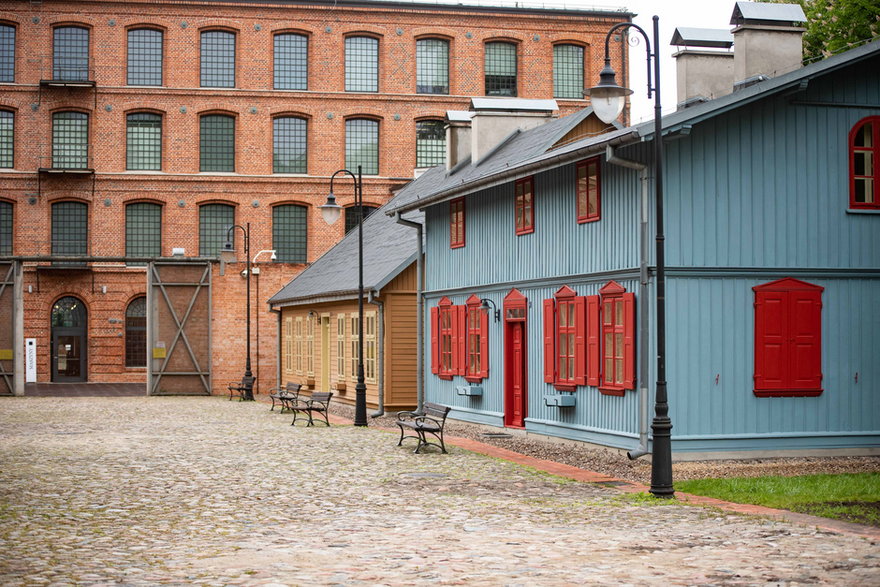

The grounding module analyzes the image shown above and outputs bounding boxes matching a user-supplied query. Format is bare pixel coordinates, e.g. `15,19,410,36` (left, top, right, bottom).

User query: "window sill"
754,389,823,397
553,383,576,393
599,386,625,397
438,374,453,381
846,208,880,215
464,376,483,384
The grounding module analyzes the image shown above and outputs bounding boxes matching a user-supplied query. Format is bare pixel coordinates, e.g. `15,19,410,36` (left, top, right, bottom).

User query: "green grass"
676,472,880,526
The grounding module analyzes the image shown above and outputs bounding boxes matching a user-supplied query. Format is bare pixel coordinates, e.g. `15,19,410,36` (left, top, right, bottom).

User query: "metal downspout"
605,145,651,460
394,212,424,412
368,292,385,417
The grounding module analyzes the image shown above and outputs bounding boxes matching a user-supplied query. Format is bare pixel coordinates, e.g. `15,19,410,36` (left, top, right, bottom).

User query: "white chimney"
671,27,735,108
445,111,473,171
730,1,807,90
469,98,558,164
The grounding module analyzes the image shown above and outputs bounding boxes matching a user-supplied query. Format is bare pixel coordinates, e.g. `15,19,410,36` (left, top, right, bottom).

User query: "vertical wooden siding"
667,276,880,441
425,162,642,292
661,67,880,270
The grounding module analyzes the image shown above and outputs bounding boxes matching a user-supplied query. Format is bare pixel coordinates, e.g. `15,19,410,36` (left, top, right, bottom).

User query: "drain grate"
480,432,513,439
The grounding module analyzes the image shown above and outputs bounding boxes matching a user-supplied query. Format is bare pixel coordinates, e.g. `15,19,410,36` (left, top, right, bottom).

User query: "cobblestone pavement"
1,397,877,586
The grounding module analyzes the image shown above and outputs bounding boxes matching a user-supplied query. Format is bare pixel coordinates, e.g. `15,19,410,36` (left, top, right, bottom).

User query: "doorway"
503,289,528,428
51,296,87,382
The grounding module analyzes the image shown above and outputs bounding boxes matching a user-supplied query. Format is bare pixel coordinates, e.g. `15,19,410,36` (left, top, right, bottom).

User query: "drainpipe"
368,291,385,417
395,212,424,412
605,145,651,460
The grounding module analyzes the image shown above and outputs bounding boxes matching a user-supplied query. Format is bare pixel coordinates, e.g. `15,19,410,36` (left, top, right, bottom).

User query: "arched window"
51,201,88,259
416,38,449,94
345,118,378,174
125,297,147,367
272,204,307,263
0,200,12,255
416,119,446,168
273,116,307,173
126,112,161,170
199,203,234,256
851,116,879,209
125,202,161,264
52,111,89,169
53,26,89,81
345,36,378,92
553,44,584,99
344,204,378,235
274,33,307,90
0,23,15,82
200,114,234,172
127,28,163,86
0,110,12,168
485,41,517,97
200,30,235,88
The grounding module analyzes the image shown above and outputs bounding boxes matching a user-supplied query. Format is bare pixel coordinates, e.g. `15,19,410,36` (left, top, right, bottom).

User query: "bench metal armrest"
396,410,421,421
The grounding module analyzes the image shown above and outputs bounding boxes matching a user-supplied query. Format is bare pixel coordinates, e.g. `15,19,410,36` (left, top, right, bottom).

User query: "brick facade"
0,0,629,394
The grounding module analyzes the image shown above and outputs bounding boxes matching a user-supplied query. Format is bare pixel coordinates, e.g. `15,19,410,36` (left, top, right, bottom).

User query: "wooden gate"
148,262,212,395
0,262,14,395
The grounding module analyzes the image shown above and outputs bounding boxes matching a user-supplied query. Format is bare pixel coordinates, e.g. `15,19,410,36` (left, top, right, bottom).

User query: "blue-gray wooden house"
388,34,880,459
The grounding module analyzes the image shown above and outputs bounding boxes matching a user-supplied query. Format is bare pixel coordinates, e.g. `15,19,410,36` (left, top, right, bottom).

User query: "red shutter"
479,307,489,378
543,298,555,383
587,295,600,386
574,296,587,385
622,292,636,390
754,291,786,391
454,304,466,376
789,290,823,391
430,306,439,374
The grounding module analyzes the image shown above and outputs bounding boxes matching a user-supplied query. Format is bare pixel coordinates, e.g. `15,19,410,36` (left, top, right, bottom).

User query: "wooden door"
505,321,527,428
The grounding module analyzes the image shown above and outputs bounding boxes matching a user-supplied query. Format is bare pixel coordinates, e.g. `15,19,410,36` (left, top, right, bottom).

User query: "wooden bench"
396,402,451,454
227,375,255,401
268,382,302,412
289,391,333,427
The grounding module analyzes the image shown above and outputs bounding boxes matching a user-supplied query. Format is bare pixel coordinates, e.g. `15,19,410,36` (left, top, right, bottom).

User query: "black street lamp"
220,222,255,401
585,15,673,498
319,165,368,427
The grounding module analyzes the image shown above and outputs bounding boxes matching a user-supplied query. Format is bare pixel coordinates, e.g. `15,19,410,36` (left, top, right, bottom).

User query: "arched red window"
850,116,879,209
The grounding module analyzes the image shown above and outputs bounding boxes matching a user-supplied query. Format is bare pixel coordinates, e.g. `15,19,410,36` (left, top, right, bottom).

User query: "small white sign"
25,339,37,383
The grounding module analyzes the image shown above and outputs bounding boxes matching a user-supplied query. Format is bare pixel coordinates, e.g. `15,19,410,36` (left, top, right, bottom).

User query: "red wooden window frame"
431,295,487,382
587,281,635,396
753,278,823,397
543,285,586,391
465,294,489,382
850,116,880,210
514,176,535,235
576,157,601,223
450,197,465,248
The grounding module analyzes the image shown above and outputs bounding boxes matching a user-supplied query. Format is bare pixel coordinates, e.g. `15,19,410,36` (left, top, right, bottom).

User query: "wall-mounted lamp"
480,298,500,323
307,310,317,318
250,249,277,275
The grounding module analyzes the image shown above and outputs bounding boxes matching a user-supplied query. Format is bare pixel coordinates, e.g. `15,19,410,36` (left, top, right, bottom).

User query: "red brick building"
0,0,630,395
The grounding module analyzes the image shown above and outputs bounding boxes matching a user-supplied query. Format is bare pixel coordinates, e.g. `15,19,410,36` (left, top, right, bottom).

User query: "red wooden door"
505,322,527,428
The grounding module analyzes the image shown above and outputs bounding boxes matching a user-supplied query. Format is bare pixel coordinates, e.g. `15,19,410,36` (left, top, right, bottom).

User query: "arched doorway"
51,296,87,382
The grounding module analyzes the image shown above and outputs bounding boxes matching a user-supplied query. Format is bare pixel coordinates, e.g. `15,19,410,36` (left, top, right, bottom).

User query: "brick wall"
0,0,629,393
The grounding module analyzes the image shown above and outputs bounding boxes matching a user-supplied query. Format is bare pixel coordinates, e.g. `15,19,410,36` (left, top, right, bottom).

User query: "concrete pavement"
0,396,877,585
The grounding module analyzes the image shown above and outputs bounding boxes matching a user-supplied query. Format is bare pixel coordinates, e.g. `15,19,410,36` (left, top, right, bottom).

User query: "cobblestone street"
1,397,878,585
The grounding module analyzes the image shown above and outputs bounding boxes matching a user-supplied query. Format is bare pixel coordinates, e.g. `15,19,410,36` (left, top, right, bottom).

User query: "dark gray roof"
731,1,806,26
268,180,427,306
670,27,733,49
389,39,880,215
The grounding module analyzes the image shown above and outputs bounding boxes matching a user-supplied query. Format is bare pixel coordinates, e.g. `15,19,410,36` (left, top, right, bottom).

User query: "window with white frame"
284,316,293,373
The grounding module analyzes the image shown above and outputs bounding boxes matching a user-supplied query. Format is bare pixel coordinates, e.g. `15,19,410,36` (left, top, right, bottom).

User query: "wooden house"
268,190,424,414
388,28,880,458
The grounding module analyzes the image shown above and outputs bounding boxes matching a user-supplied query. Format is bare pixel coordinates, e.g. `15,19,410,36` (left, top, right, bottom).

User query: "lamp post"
220,222,254,401
585,15,673,498
319,165,368,427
